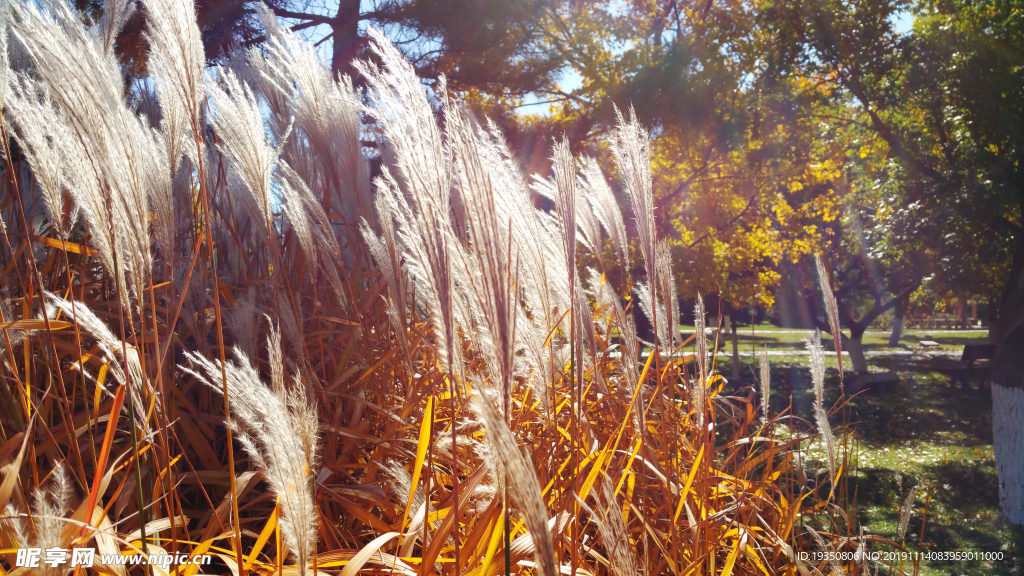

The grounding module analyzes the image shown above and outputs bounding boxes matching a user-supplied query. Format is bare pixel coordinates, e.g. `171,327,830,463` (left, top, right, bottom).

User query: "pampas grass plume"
181,322,319,576
760,346,771,422
816,254,844,386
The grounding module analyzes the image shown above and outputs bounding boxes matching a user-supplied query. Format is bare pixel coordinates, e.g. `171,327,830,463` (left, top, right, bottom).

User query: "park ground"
698,326,1023,576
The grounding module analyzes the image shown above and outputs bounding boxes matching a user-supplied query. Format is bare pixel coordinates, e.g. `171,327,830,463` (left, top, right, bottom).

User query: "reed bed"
0,1,922,574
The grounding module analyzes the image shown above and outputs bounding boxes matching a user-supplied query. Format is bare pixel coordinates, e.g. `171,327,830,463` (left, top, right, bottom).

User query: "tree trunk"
330,0,362,80
991,319,1024,525
888,296,907,347
843,332,869,374
988,212,1024,525
990,242,1024,343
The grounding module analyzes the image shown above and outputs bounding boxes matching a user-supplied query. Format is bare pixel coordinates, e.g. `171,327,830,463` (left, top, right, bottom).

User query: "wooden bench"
936,344,995,390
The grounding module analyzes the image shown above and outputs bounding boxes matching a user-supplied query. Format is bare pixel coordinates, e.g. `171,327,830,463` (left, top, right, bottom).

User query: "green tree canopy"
766,0,1024,338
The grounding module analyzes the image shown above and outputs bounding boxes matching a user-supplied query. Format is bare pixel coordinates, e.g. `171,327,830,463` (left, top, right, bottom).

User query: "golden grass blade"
336,532,401,576
420,465,487,574
245,506,278,571
0,319,73,331
125,516,189,542
719,538,742,576
480,510,505,576
31,234,101,256
0,416,32,512
672,445,704,524
400,395,432,534
174,537,220,576
614,437,644,496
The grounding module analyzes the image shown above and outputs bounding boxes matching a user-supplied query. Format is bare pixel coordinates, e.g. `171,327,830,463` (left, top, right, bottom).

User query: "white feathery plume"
471,393,557,576
3,77,74,237
3,461,73,573
141,0,204,249
579,156,630,270
0,8,9,113
234,45,291,141
361,192,412,372
522,175,571,335
897,486,915,541
552,136,579,315
694,294,709,386
159,80,191,172
576,476,638,576
529,173,556,203
611,106,656,293
808,329,826,410
135,115,176,257
478,119,566,411
807,329,836,484
793,448,808,489
10,1,159,306
816,404,837,487
551,139,601,386
253,4,370,222
619,315,642,396
617,308,644,433
2,503,27,549
635,281,658,340
523,175,574,334
573,172,602,255
553,138,606,394
207,68,287,241
374,164,461,379
266,315,285,394
2,14,29,86
181,324,319,576
760,345,771,422
816,254,844,387
382,460,428,530
280,163,347,304
656,239,679,346
45,293,149,428
357,32,461,378
808,527,844,576
356,28,449,214
228,289,259,360
32,462,72,552
120,117,163,298
99,0,134,54
515,311,553,420
693,294,709,427
141,0,205,129
447,103,519,397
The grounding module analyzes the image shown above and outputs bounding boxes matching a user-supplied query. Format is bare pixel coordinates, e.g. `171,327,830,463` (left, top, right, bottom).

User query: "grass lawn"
709,327,1022,575
680,323,991,356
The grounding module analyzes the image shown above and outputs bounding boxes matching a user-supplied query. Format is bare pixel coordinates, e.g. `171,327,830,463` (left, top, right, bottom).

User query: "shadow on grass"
844,360,992,449
847,463,1021,576
718,354,1022,575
